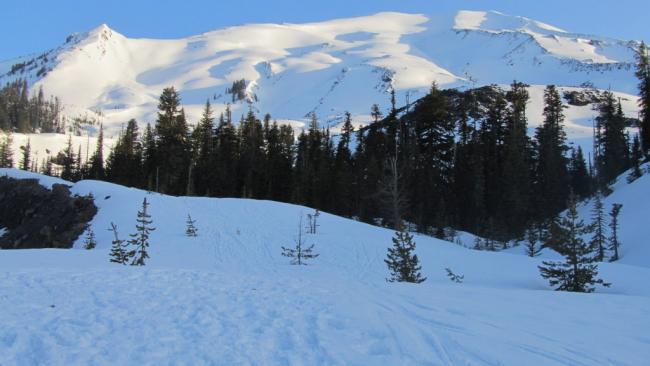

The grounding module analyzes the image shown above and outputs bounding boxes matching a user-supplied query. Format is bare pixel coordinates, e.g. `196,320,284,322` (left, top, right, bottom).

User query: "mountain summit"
0,10,640,130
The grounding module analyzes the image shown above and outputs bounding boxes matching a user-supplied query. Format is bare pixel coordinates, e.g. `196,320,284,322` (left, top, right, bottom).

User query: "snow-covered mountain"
0,10,641,138
1,167,649,364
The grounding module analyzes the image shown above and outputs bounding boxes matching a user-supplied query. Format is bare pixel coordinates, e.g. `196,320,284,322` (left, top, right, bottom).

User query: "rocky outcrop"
0,177,97,249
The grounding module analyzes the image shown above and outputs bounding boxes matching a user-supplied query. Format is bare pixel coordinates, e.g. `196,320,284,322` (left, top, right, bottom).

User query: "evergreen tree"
445,268,464,283
596,92,628,185
154,87,191,194
538,195,610,292
385,228,426,283
589,192,608,262
568,146,591,199
60,135,76,181
628,134,644,182
128,197,155,266
192,100,215,196
83,227,97,250
214,108,239,196
185,214,198,237
533,85,569,220
106,119,142,187
89,123,105,179
608,203,623,262
108,222,129,265
635,41,650,152
0,132,14,168
19,138,31,171
525,229,542,257
332,112,355,217
281,216,319,265
141,123,157,190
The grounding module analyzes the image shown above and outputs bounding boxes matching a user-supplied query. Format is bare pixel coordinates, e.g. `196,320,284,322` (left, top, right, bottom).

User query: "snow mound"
0,169,649,364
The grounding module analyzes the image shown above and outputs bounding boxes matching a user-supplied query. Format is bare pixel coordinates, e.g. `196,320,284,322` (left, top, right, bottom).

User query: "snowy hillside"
0,10,641,137
1,168,649,365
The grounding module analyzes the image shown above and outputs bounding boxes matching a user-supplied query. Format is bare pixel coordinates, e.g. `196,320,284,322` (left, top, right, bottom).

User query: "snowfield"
1,168,649,365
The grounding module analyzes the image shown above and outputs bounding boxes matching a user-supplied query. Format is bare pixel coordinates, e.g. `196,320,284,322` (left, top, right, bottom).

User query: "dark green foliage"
185,214,198,237
281,216,318,265
589,192,607,262
88,124,105,180
568,147,592,199
635,42,650,152
445,268,464,283
525,229,542,257
83,227,97,250
628,134,644,182
106,119,142,187
608,203,623,262
108,222,129,265
595,92,629,186
128,197,155,266
385,228,426,283
0,132,14,168
538,196,610,293
0,80,64,133
19,138,31,171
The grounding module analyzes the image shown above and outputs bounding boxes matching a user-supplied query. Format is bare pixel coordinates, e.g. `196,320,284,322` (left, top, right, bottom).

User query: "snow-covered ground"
1,168,649,365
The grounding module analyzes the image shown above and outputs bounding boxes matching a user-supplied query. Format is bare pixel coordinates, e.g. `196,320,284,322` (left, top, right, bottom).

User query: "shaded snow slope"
0,169,649,365
0,11,640,137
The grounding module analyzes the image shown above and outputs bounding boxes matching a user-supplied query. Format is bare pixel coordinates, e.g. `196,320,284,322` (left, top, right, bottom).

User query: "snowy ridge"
0,10,641,137
0,168,649,364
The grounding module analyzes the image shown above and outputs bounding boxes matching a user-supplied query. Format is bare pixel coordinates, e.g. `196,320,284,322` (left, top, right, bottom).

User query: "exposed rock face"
0,177,97,249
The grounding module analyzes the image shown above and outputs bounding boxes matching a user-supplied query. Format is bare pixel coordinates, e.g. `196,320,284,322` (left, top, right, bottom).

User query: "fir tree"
0,132,14,168
589,192,607,262
128,197,155,266
538,195,610,292
108,222,129,265
525,229,542,257
281,216,319,265
60,135,76,181
83,227,97,250
385,228,426,283
19,138,31,171
635,41,650,152
185,214,198,237
89,123,105,179
628,134,644,182
608,203,623,262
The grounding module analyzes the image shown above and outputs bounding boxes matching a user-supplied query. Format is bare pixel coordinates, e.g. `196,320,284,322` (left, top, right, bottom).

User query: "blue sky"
1,0,648,60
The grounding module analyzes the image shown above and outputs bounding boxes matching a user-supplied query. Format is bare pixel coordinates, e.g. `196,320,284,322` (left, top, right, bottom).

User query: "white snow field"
1,168,649,365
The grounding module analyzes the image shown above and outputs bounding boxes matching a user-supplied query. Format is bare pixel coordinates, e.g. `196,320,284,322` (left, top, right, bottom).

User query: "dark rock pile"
0,177,97,249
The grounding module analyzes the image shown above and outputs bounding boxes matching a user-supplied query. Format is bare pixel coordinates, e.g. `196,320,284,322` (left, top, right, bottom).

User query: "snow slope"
0,10,641,136
1,168,649,365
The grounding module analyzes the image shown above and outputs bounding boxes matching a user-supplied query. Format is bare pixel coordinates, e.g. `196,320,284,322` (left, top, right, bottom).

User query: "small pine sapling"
108,222,129,265
185,214,198,237
525,229,542,257
608,203,623,262
282,216,319,265
128,197,155,266
445,268,464,283
83,227,97,250
385,228,426,283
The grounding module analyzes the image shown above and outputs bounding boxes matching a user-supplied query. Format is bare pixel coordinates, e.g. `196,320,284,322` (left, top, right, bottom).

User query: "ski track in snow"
1,168,650,365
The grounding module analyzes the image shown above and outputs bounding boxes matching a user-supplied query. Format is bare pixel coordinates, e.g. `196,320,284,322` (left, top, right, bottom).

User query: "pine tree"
525,229,542,257
538,195,610,292
596,93,628,185
0,132,14,168
385,228,426,283
128,197,155,266
281,216,319,265
89,123,105,179
628,134,644,182
635,41,650,153
83,227,97,250
192,100,215,196
608,203,623,262
589,192,608,261
533,85,569,220
185,214,198,237
60,135,76,181
108,222,129,265
568,147,592,199
19,138,31,170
